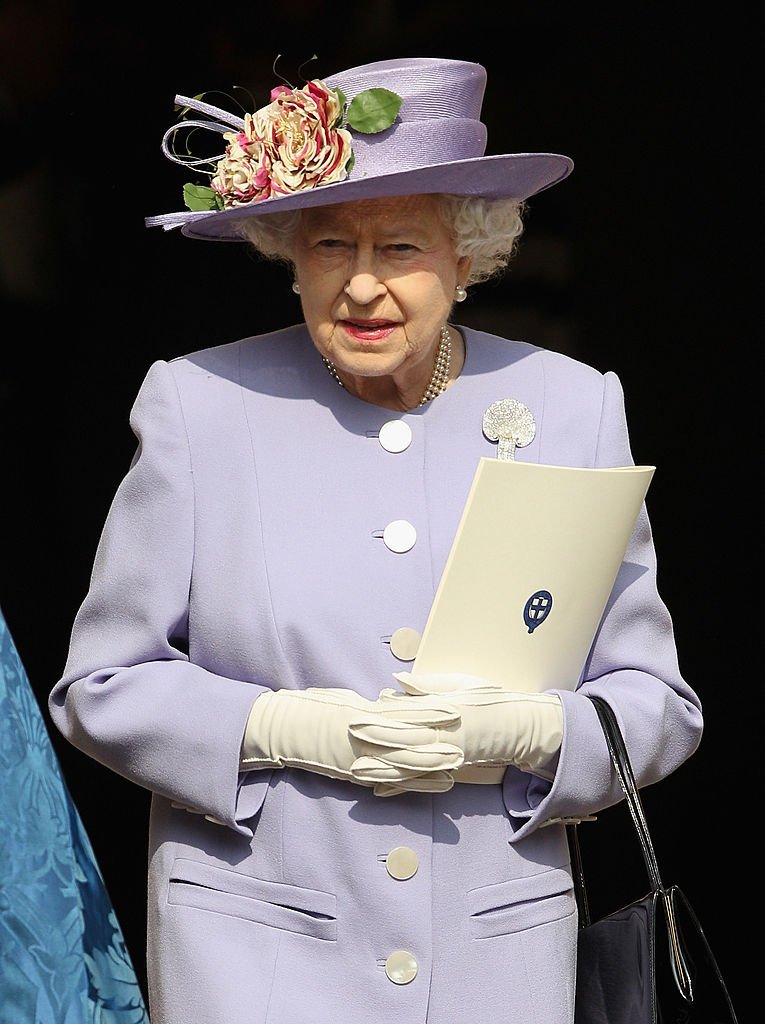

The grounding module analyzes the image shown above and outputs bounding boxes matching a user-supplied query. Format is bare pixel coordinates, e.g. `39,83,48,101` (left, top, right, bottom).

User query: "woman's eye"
316,238,347,249
388,243,417,253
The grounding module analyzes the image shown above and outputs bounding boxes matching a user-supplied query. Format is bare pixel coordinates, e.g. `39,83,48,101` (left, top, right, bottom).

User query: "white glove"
241,687,465,796
386,672,564,784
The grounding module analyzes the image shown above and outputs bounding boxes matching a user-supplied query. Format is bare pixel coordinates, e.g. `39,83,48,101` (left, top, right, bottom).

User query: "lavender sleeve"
48,361,271,836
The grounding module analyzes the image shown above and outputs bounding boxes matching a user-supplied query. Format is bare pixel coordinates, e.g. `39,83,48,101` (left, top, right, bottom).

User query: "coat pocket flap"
468,867,573,918
170,858,336,919
467,867,575,937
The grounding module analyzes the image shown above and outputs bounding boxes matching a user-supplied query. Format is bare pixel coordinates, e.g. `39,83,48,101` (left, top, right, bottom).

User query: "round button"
386,846,419,880
383,520,417,553
389,627,421,661
385,950,418,985
379,420,412,453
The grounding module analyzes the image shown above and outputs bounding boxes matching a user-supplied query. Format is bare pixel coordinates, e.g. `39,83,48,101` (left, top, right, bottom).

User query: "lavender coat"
49,324,703,1024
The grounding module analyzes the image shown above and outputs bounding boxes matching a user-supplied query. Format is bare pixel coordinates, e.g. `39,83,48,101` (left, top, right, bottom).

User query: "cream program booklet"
412,458,655,692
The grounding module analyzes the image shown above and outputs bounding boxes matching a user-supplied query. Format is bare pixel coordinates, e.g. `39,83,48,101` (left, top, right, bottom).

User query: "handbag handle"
570,694,694,1002
589,695,664,892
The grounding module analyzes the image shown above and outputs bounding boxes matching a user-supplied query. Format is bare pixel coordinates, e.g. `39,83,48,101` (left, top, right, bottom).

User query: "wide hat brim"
165,151,573,241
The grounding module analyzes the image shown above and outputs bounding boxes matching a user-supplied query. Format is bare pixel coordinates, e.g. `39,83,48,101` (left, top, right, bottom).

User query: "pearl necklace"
322,325,452,406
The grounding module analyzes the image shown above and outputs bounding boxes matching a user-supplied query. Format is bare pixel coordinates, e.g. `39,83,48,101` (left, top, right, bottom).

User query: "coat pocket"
167,858,337,940
467,867,575,940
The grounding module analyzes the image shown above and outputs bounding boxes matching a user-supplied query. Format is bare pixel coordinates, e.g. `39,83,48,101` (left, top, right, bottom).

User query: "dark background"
1,2,756,1014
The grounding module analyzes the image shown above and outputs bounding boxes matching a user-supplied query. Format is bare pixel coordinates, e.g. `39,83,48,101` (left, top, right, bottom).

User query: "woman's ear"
457,254,472,286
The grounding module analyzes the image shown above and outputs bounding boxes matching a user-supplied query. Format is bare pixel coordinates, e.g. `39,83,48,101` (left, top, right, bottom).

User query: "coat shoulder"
167,324,313,380
461,326,615,393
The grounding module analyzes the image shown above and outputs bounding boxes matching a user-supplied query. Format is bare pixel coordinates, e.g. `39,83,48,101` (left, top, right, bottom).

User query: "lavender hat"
145,56,574,241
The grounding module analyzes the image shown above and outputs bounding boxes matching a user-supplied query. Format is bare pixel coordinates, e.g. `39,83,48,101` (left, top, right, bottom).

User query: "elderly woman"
49,57,703,1024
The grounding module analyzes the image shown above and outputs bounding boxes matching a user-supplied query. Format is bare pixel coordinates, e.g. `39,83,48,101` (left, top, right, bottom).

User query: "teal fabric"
0,607,149,1022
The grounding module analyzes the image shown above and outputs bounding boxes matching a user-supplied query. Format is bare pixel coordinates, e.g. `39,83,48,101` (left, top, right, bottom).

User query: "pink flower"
211,79,352,208
211,118,272,206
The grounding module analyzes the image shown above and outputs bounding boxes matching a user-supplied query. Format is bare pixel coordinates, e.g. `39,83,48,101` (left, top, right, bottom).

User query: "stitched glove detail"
241,687,465,796
385,672,564,782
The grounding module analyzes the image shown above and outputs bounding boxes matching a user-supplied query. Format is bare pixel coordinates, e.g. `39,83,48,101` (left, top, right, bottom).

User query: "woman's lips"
341,320,397,343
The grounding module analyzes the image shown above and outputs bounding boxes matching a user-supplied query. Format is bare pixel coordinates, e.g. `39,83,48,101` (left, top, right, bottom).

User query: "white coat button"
389,627,421,661
383,520,416,553
386,846,419,880
385,950,418,985
379,420,412,453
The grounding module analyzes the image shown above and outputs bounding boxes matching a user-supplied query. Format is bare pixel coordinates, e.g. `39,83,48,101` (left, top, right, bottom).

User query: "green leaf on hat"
346,88,402,134
183,183,223,212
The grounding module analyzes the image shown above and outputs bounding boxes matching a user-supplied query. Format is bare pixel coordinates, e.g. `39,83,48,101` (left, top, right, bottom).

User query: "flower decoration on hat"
162,61,403,214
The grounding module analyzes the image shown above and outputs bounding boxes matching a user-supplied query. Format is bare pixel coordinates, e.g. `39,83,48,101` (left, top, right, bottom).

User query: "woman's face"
291,194,470,400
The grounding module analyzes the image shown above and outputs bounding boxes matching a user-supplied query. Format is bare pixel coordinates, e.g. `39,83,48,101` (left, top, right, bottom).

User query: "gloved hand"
382,672,564,784
241,686,465,796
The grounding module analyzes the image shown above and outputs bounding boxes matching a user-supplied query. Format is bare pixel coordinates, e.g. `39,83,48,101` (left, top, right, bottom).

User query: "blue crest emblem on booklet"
524,590,553,633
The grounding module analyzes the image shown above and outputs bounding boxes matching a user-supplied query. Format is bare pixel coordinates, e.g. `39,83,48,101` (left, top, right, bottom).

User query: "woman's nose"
344,272,387,306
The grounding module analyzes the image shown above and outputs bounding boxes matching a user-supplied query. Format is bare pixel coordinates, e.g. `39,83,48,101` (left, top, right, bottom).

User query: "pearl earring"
455,285,467,303
292,281,301,294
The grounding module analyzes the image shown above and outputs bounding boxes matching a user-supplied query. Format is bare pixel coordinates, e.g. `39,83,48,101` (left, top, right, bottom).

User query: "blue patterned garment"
0,607,150,1023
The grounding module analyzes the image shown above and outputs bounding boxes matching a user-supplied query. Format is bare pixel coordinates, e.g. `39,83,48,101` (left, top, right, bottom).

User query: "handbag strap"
570,694,694,1002
567,813,591,926
588,695,664,892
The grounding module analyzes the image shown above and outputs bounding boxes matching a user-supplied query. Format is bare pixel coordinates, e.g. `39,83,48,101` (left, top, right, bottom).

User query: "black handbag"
568,695,739,1024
